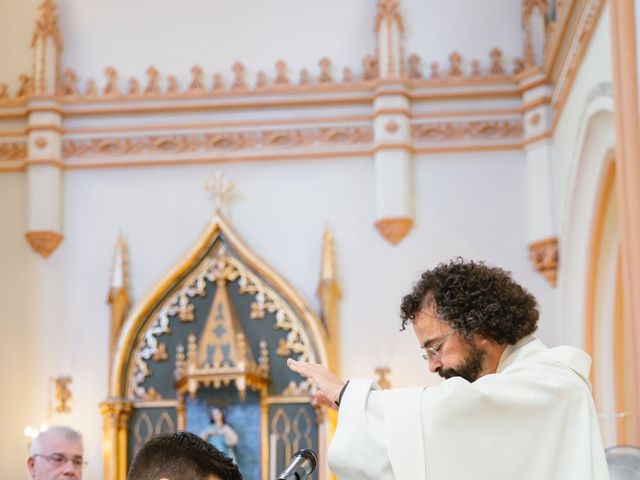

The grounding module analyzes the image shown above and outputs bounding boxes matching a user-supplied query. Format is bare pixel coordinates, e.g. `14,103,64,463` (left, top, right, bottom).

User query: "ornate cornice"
412,119,523,142
25,230,63,258
0,47,521,105
62,126,373,159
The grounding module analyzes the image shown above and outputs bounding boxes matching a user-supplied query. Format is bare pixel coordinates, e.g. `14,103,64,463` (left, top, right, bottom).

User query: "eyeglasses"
33,453,87,470
421,331,455,361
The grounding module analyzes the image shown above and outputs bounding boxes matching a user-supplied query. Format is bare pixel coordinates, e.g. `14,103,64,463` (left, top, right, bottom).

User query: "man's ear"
27,457,36,477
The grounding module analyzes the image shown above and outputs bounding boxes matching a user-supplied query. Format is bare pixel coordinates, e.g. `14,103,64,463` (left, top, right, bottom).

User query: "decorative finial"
320,227,336,283
205,172,234,213
109,233,129,291
32,0,62,49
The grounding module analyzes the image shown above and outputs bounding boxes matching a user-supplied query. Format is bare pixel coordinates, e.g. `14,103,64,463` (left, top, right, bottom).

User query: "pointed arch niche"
102,213,333,480
559,85,632,447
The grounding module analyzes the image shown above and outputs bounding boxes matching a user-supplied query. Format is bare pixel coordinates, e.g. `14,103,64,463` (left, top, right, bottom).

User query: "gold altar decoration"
173,277,270,400
108,234,131,378
105,195,333,479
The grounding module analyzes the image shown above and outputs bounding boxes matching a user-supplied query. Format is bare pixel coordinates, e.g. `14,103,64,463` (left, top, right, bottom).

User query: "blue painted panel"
186,386,261,480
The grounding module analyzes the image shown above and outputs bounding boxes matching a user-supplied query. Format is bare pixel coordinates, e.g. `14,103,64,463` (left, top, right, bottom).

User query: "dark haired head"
127,431,242,480
400,258,539,345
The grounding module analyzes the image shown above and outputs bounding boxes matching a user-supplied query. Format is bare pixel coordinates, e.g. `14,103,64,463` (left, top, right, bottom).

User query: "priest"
287,259,610,480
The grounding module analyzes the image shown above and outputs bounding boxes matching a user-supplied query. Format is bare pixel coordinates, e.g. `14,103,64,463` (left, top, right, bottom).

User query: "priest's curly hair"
400,258,539,345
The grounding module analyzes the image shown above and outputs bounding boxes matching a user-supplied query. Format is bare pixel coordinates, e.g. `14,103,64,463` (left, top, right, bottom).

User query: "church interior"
1,0,639,478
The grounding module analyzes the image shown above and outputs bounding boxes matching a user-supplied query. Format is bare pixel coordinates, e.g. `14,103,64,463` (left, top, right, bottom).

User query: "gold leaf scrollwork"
131,245,314,399
177,294,195,322
151,343,169,362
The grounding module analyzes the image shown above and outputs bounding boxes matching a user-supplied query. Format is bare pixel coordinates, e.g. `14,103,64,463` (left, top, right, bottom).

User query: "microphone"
277,449,317,480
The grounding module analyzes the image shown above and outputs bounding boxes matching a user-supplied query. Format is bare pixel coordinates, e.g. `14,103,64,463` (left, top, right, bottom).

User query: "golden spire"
318,228,339,292
317,227,341,372
107,234,131,375
108,234,129,294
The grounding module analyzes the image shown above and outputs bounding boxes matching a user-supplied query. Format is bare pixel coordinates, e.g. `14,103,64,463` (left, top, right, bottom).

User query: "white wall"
0,174,36,479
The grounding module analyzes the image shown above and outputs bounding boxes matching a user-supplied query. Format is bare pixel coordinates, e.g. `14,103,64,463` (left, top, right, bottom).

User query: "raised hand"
286,358,345,409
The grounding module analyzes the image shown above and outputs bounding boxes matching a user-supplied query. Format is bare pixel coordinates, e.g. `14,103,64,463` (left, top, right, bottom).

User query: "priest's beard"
437,341,487,382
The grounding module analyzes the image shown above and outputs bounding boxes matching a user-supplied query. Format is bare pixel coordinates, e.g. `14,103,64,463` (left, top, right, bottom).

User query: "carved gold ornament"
0,142,28,161
374,217,413,245
412,119,523,142
25,230,63,258
384,120,399,134
528,237,558,287
34,136,47,149
529,113,542,126
52,376,72,413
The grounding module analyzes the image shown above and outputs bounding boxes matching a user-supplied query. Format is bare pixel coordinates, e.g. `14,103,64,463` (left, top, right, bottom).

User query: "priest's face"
412,304,487,382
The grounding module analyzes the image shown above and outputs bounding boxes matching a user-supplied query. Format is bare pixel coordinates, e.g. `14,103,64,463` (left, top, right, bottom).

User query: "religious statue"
199,407,238,463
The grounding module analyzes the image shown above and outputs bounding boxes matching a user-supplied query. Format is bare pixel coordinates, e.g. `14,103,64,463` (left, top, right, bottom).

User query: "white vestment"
328,336,610,480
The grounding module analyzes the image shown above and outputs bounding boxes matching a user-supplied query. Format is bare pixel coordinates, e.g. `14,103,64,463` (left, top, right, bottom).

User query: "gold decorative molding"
107,234,131,381
528,236,558,287
100,399,133,480
34,136,48,149
62,126,374,158
25,230,63,258
412,119,523,142
374,217,413,245
0,142,28,161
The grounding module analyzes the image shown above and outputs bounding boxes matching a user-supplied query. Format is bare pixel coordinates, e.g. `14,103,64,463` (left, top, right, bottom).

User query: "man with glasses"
288,259,609,479
27,426,84,480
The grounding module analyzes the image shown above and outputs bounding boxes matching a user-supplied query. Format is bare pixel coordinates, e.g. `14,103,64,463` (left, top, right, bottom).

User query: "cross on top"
205,172,234,212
